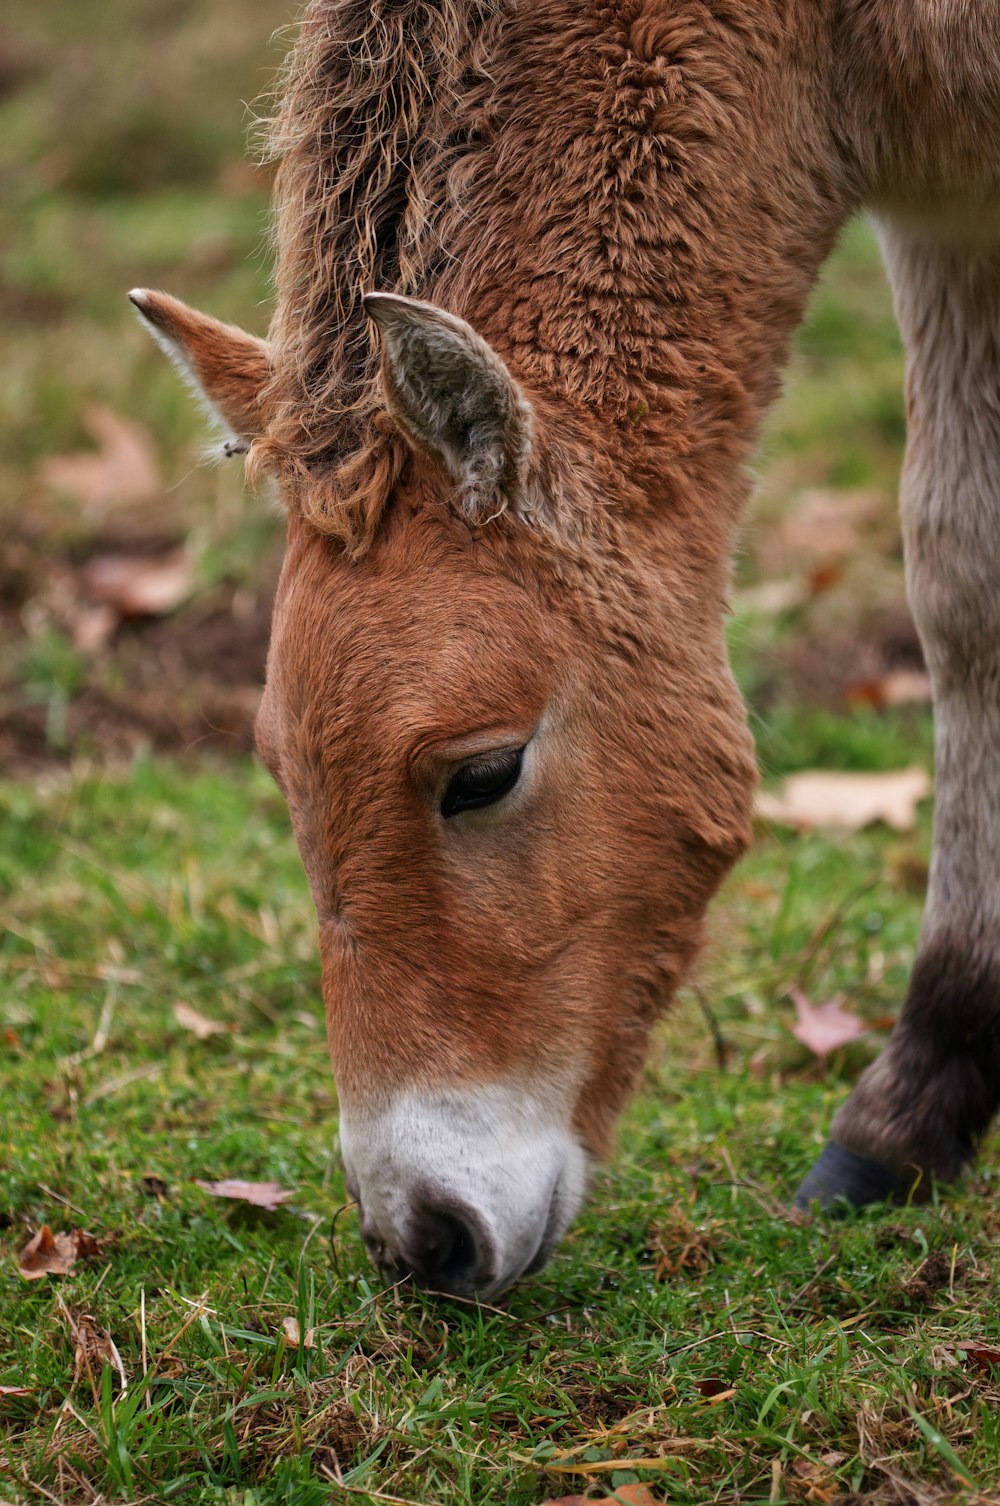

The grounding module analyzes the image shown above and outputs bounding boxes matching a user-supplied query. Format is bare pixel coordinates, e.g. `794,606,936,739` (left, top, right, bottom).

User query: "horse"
131,0,1000,1299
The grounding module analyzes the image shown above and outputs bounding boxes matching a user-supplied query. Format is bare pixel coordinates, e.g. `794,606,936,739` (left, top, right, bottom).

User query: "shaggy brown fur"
254,0,511,548
254,0,853,555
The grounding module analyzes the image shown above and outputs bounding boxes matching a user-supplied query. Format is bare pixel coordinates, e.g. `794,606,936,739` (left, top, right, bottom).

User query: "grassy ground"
3,760,1000,1505
3,4,1000,1505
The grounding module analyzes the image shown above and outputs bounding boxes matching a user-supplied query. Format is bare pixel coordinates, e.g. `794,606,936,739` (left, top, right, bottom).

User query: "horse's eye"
441,747,524,818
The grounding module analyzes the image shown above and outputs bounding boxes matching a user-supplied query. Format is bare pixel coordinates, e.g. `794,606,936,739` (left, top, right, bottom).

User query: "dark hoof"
794,1142,910,1212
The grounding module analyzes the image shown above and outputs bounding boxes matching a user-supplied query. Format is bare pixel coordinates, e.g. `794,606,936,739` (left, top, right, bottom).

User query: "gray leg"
797,222,1000,1210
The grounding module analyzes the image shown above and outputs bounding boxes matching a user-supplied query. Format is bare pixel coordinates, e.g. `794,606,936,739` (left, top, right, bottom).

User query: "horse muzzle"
339,1082,588,1300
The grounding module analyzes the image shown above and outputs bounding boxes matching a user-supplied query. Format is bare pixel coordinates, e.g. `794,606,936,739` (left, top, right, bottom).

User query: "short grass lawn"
3,742,999,1505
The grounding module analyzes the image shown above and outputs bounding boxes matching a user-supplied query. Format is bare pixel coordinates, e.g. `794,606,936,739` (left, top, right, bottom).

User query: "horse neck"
431,0,854,534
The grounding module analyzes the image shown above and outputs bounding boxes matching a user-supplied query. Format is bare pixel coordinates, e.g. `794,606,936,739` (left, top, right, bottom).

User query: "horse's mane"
252,0,509,554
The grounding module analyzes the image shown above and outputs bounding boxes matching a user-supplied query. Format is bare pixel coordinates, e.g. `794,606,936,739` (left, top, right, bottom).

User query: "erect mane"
253,0,508,554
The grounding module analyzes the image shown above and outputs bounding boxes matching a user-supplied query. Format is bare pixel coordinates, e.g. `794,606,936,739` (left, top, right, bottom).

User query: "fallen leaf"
955,1340,1000,1373
540,1495,664,1506
17,1227,102,1281
735,579,809,616
878,669,933,707
0,1386,33,1396
696,1387,737,1406
789,988,866,1065
612,1489,664,1506
281,1316,316,1348
844,678,886,712
788,1453,839,1503
755,767,931,833
195,1179,295,1211
38,404,160,513
65,1309,128,1392
806,560,844,597
693,1377,731,1398
173,1002,230,1040
71,602,119,655
81,548,193,618
847,669,932,712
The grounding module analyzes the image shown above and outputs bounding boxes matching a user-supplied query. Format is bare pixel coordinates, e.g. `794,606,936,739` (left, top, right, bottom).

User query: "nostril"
406,1201,486,1294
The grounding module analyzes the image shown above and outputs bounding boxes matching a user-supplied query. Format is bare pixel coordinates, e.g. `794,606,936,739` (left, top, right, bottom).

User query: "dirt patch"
311,1400,370,1466
564,1383,640,1430
0,514,280,774
899,1250,965,1306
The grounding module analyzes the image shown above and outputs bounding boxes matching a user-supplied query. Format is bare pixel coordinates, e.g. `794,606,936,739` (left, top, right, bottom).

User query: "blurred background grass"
0,1,291,768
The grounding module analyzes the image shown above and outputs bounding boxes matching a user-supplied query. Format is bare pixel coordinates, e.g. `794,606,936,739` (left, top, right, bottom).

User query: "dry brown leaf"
847,669,932,711
81,549,193,618
735,578,810,616
787,1454,839,1503
281,1316,317,1348
0,1386,33,1396
65,1310,128,1391
37,404,160,512
806,560,844,597
17,1226,102,1281
71,602,119,655
789,988,866,1064
879,669,932,707
612,1489,664,1506
195,1179,295,1211
693,1377,731,1398
539,1495,665,1506
955,1340,1000,1373
173,1002,230,1040
542,1475,668,1499
756,766,931,833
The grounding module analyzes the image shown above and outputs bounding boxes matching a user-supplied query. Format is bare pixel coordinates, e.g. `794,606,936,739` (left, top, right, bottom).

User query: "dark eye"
441,747,524,818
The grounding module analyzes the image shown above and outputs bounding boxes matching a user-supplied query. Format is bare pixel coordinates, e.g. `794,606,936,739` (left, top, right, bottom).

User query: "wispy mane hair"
252,0,508,554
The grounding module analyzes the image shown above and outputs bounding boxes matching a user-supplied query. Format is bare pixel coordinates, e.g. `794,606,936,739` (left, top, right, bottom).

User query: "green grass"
2,758,999,1505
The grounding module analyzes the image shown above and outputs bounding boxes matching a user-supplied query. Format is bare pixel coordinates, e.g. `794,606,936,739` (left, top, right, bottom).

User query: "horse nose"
406,1201,487,1291
363,1196,494,1296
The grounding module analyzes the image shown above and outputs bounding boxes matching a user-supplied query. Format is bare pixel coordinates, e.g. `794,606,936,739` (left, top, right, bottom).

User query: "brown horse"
132,0,1000,1298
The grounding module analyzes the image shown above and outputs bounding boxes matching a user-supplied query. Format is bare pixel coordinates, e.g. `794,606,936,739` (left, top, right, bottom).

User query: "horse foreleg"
797,221,1000,1209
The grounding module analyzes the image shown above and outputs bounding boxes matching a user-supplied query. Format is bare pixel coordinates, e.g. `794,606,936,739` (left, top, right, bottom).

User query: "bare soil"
0,512,281,775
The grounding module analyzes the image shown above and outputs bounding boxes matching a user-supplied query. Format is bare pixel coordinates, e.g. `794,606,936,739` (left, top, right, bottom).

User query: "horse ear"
128,289,270,455
364,292,533,523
